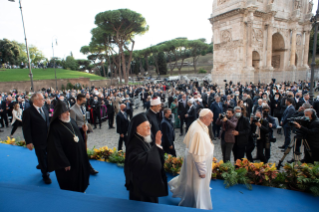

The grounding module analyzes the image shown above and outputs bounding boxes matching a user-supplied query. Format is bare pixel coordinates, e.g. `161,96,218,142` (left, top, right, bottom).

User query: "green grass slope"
0,68,105,82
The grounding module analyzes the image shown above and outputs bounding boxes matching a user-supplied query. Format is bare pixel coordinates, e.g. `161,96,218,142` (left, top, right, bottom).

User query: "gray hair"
234,106,242,112
214,95,220,100
302,103,312,109
187,100,193,104
30,92,42,102
304,108,317,117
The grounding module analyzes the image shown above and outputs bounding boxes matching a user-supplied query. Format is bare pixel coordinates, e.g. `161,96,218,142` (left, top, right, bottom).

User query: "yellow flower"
253,162,264,169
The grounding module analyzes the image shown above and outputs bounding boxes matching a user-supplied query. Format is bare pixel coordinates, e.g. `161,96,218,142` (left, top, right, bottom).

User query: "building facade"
209,0,313,84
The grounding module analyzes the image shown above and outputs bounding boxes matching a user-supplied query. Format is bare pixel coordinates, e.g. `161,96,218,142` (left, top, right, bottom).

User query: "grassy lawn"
0,68,105,82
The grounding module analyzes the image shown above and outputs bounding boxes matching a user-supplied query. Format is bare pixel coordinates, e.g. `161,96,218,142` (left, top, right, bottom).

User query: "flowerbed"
2,138,318,196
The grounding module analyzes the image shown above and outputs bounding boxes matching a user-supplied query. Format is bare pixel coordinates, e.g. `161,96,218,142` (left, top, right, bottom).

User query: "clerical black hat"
127,113,149,145
50,99,69,124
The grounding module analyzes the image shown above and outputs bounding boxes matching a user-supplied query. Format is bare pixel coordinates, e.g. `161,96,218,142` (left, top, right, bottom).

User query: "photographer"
250,111,270,163
232,106,250,161
262,105,277,162
292,109,319,163
216,108,238,162
286,103,312,163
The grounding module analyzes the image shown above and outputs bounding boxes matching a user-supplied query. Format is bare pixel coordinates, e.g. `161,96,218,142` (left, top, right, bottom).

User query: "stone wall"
0,78,117,93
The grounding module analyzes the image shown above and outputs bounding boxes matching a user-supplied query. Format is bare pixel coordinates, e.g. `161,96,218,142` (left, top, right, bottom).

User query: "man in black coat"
232,106,250,161
116,104,130,151
106,96,115,129
178,94,189,136
123,95,134,121
0,95,8,128
293,109,319,163
161,108,176,156
313,99,319,116
124,114,168,203
186,100,196,132
146,97,162,144
22,92,51,184
91,96,102,129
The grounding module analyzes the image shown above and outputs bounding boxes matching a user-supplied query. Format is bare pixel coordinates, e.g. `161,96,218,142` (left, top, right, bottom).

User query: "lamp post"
8,0,34,91
52,37,58,90
310,1,319,101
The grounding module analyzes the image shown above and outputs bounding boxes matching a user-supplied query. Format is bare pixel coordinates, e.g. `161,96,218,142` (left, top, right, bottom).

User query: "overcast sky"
1,0,318,61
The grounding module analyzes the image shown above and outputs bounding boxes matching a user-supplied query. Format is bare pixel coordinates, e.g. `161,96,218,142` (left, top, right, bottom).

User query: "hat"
151,97,161,106
50,100,69,125
127,113,149,145
199,109,212,117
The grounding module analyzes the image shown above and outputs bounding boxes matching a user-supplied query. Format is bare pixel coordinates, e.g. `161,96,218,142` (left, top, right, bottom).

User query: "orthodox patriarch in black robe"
47,100,90,192
124,113,168,203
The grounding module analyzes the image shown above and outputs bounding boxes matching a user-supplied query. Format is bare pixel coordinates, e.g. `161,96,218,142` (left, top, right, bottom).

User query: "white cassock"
168,119,214,210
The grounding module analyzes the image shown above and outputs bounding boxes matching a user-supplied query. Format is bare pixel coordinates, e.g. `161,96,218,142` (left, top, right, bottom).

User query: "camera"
252,117,260,123
219,113,226,119
287,116,310,127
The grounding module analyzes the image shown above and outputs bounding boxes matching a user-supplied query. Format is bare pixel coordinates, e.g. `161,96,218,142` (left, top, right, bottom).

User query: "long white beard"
60,117,71,123
143,135,152,143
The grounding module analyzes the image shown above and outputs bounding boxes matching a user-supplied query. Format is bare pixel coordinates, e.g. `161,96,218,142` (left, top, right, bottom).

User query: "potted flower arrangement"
164,154,183,175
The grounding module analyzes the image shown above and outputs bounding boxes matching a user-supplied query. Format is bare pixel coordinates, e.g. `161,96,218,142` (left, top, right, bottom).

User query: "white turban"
151,97,161,106
199,108,212,117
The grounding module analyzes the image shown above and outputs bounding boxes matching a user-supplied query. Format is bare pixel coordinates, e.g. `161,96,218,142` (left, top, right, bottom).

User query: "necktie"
39,108,46,121
80,106,85,114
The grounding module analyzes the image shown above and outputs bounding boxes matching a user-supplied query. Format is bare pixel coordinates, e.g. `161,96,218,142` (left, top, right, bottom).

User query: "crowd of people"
1,78,319,210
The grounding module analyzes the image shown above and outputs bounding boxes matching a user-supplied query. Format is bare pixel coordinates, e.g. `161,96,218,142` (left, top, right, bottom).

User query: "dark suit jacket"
178,100,189,117
22,105,50,147
210,101,223,122
216,116,238,143
313,101,319,117
161,118,175,150
294,98,305,110
0,100,6,114
281,105,296,127
116,112,130,135
235,116,250,146
187,105,197,125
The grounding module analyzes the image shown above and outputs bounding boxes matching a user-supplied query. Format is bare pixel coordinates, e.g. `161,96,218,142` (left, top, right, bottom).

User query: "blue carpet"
0,144,318,212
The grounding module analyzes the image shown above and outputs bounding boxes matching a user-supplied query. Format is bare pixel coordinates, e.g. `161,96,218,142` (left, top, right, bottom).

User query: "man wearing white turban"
168,109,214,210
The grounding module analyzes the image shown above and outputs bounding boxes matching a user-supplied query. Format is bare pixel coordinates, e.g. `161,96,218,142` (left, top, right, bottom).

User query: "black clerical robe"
146,109,161,144
47,119,90,192
124,133,168,203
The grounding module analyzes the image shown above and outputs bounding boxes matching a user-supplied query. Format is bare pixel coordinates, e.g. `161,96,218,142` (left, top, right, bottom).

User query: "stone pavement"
0,107,300,165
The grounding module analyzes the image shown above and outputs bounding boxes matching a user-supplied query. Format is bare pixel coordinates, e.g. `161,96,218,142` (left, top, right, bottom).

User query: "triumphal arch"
209,0,314,84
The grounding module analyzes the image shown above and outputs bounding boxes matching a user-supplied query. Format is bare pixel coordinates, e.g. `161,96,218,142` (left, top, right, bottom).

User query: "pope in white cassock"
168,109,214,210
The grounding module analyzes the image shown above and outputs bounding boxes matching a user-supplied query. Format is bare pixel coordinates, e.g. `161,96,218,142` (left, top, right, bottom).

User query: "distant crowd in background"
1,78,319,165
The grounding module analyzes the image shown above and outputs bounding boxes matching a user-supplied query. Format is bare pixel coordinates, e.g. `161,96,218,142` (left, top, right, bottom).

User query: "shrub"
198,68,207,73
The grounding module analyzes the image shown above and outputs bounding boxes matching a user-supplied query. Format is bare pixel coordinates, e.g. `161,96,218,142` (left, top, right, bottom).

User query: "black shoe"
287,159,295,163
279,145,285,149
36,165,41,169
281,149,286,152
253,157,259,160
43,175,52,184
300,158,305,163
90,168,99,175
179,134,183,136
93,127,97,129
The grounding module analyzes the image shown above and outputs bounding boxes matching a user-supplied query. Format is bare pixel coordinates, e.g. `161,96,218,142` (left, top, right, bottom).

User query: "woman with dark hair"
10,103,22,138
237,99,247,117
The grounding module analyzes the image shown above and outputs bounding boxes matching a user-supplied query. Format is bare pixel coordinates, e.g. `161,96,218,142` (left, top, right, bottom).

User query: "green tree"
77,59,91,71
188,39,209,73
0,39,20,65
29,45,45,64
64,56,79,70
95,9,149,84
157,51,167,75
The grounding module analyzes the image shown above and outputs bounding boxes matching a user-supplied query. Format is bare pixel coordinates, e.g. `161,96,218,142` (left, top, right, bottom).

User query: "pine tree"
157,51,167,75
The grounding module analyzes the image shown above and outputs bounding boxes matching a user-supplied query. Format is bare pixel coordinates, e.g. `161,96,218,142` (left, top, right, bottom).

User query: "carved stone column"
290,28,297,67
303,30,310,68
266,24,273,69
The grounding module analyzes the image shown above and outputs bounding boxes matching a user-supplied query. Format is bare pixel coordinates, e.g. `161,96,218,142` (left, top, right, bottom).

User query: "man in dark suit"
210,95,223,139
0,95,8,128
123,95,134,121
106,96,115,129
178,94,189,136
294,92,304,111
22,92,51,184
280,98,296,151
161,108,176,156
116,104,130,151
232,106,250,161
186,100,196,132
313,99,319,116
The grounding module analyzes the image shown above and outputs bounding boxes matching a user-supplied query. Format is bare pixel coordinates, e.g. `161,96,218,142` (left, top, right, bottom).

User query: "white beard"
60,117,71,123
143,135,152,143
